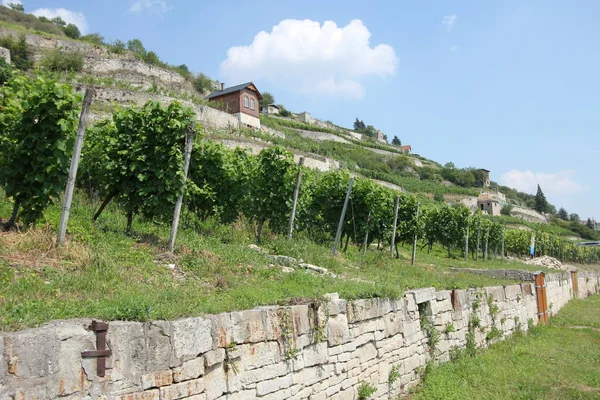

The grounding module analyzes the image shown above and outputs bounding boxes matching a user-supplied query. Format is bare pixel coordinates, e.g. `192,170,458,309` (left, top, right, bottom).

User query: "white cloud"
449,46,459,52
442,14,457,30
129,0,168,14
2,0,23,7
220,19,398,99
500,169,589,196
31,8,88,34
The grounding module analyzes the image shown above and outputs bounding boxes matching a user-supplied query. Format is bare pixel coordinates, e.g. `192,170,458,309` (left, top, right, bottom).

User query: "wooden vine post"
56,88,94,245
287,157,305,240
390,196,400,258
411,202,420,266
332,178,354,256
168,122,196,253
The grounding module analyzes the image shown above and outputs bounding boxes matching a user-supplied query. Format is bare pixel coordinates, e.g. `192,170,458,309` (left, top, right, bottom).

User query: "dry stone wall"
0,46,10,63
2,272,598,400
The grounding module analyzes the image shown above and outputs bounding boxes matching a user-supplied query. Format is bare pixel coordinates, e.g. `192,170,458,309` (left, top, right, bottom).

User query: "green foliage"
108,39,126,54
39,50,83,72
388,365,401,384
81,101,198,229
558,207,569,221
357,381,377,400
62,23,80,39
80,33,105,45
433,192,444,203
421,316,440,353
0,74,80,224
0,33,32,70
444,323,455,334
391,135,401,146
144,50,160,65
127,38,147,58
279,107,292,117
0,58,12,85
194,72,213,93
500,204,513,216
0,6,65,36
534,184,549,213
259,91,274,109
8,3,24,12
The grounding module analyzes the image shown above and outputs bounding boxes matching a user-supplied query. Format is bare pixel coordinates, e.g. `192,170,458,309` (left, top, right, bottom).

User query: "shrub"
433,192,445,203
144,51,160,65
194,72,213,94
0,58,12,85
62,23,80,39
80,33,105,45
0,34,32,70
39,50,84,72
357,381,377,400
108,39,126,54
501,204,513,216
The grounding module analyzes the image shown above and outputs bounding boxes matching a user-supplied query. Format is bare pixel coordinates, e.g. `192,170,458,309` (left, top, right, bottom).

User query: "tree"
80,33,105,45
63,24,81,39
259,91,275,110
193,72,213,94
444,162,455,169
569,213,580,223
0,34,33,70
558,207,569,221
8,3,24,12
127,39,147,58
0,74,80,227
391,136,401,146
51,16,67,28
353,118,366,132
586,218,594,229
533,184,549,213
144,51,160,65
501,204,513,216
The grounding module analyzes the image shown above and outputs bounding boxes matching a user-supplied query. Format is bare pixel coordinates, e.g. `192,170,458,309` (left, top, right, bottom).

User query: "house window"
244,96,249,108
250,98,255,110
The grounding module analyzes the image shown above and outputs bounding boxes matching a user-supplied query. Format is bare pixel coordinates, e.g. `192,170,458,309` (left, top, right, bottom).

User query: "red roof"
401,145,412,151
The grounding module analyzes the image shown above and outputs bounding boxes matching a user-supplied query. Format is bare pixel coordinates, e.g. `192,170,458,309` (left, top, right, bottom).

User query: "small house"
401,145,412,154
206,82,263,129
261,104,280,115
375,130,386,143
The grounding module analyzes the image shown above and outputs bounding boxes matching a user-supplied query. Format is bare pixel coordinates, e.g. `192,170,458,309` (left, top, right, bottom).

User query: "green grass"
0,192,524,332
412,295,600,400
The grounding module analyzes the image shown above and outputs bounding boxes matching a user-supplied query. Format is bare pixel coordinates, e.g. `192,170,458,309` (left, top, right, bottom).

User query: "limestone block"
145,321,174,370
54,323,94,396
260,387,293,400
207,313,233,349
291,305,311,336
504,285,523,300
172,317,212,361
352,317,385,336
173,357,204,383
159,377,205,400
116,390,160,400
436,290,451,301
3,328,58,379
303,342,328,367
259,306,283,341
293,364,331,386
353,332,375,347
484,286,506,302
230,309,265,344
347,299,386,323
383,312,403,337
234,341,281,370
355,342,378,363
0,47,10,63
406,288,436,304
323,293,340,301
204,349,225,368
256,374,293,396
204,366,227,400
328,300,347,316
141,369,173,389
327,314,352,346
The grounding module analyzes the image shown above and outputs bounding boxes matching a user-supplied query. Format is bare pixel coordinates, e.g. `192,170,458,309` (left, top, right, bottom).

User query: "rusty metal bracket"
81,320,111,377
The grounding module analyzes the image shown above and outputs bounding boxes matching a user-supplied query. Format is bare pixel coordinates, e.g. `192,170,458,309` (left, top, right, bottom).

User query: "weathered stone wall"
0,46,10,63
2,273,598,400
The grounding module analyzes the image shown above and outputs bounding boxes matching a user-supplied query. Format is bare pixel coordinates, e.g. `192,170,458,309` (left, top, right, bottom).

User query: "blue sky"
13,0,599,220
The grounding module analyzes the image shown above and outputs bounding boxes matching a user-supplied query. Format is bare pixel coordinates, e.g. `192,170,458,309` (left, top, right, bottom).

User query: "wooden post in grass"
411,202,420,266
332,178,354,256
476,219,481,262
484,222,490,261
501,229,505,258
362,211,372,256
57,88,94,245
168,122,195,253
464,224,470,261
390,196,400,258
287,157,304,240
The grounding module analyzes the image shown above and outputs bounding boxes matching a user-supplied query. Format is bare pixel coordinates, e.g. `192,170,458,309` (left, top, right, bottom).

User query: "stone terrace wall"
2,273,598,400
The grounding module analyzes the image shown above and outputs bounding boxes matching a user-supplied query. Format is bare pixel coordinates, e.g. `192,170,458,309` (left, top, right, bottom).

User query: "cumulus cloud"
31,8,88,34
220,19,398,99
129,0,168,14
500,170,589,196
442,14,457,30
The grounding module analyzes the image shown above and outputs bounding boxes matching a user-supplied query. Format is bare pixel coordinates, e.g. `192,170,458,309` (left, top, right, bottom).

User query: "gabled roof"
401,145,412,151
268,104,280,108
205,82,263,100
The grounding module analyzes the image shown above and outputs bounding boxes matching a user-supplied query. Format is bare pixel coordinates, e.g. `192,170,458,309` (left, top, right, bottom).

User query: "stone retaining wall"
0,46,10,63
2,271,598,400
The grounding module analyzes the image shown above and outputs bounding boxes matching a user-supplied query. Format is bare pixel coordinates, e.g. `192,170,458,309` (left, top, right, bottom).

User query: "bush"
80,33,105,45
433,192,445,203
0,34,32,70
500,204,513,216
0,6,65,36
108,39,126,54
279,109,292,117
194,72,213,94
39,50,84,72
0,58,12,85
62,23,80,39
144,51,160,65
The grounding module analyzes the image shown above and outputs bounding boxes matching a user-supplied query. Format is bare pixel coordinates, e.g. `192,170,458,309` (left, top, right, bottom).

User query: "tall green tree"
63,24,81,39
586,218,594,229
558,207,569,221
533,184,549,213
259,91,274,110
391,136,401,146
127,39,147,58
8,3,24,12
569,213,580,223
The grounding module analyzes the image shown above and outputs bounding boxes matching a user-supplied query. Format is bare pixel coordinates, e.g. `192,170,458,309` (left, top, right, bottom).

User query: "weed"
444,323,455,335
357,381,377,399
421,316,440,354
388,365,401,385
486,326,502,342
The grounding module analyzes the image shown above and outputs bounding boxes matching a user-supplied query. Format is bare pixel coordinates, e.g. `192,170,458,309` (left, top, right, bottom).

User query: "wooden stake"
501,229,505,258
57,88,94,245
464,224,470,261
362,211,372,256
332,178,354,256
168,123,195,253
411,202,420,266
390,196,400,258
287,157,304,240
476,219,481,262
484,222,490,261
